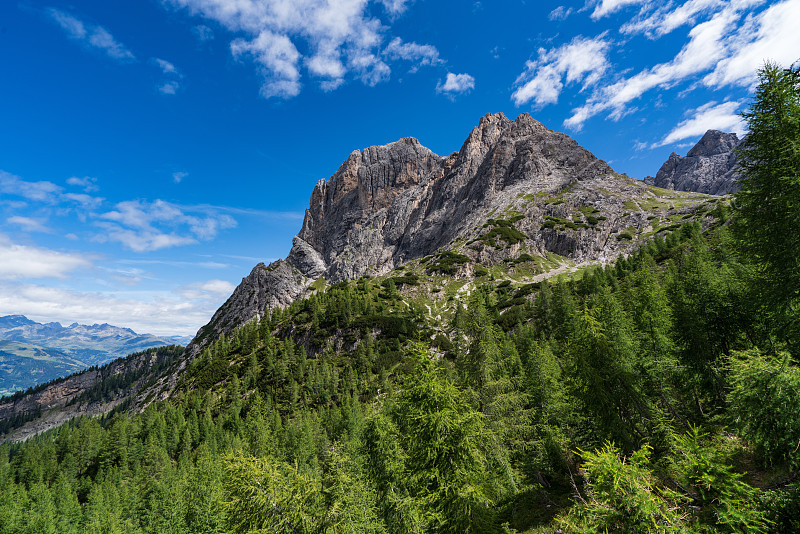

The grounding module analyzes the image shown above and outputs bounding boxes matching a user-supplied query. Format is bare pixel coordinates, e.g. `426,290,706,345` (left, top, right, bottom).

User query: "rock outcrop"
186,112,715,357
644,130,741,195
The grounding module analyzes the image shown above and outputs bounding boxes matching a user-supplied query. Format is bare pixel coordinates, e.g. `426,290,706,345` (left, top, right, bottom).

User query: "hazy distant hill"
0,315,190,395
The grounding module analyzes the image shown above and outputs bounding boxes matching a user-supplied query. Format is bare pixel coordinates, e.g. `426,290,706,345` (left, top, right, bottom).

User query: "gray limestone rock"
187,112,715,356
645,130,741,195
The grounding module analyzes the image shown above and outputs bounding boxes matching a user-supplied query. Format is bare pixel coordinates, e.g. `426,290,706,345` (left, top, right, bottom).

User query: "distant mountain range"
0,315,191,396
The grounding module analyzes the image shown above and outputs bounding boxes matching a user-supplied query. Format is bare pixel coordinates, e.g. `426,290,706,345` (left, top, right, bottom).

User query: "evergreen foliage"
1,67,798,533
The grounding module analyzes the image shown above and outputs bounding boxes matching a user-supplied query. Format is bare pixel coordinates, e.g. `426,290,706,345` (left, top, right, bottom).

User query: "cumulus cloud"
512,35,611,108
655,100,746,146
0,234,91,280
97,199,237,252
47,8,135,61
166,0,431,98
231,30,302,98
173,171,189,183
436,72,475,95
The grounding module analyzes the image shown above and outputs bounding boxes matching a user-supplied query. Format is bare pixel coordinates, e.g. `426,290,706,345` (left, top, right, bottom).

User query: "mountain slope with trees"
0,63,798,533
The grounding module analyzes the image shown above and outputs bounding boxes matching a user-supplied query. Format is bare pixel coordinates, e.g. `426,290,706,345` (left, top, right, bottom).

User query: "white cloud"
159,81,181,94
155,58,178,74
564,2,748,130
97,199,237,252
436,72,475,95
48,8,135,61
0,282,227,337
379,0,412,15
591,0,646,19
512,35,611,108
383,37,442,71
0,234,91,280
166,0,427,98
0,171,62,203
63,192,105,209
549,6,574,20
66,176,98,192
704,0,800,88
621,0,724,37
231,30,302,98
6,216,51,233
179,279,236,300
655,100,746,146
193,24,214,41
173,171,189,183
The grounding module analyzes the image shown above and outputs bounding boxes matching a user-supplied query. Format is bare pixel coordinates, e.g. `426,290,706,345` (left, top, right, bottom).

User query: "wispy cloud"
436,72,475,95
0,234,91,280
153,58,183,94
384,37,443,72
703,0,800,88
173,171,189,183
47,8,135,61
154,58,178,74
6,216,51,234
564,2,748,130
621,0,724,38
512,34,611,108
590,0,646,19
96,199,237,252
66,176,98,192
0,170,62,203
655,100,746,147
549,6,574,21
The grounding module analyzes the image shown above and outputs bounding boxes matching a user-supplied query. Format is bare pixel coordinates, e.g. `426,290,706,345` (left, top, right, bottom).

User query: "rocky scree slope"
644,130,741,195
189,112,715,358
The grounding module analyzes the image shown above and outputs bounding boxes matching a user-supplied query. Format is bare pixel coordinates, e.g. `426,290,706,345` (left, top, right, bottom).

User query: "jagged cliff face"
644,130,741,195
191,113,712,355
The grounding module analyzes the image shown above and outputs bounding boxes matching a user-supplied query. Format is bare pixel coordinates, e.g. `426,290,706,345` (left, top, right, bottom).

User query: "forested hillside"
0,64,797,533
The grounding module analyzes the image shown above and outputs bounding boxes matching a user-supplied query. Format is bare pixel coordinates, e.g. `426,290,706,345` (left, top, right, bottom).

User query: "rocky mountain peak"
187,113,711,357
644,129,741,195
687,130,740,158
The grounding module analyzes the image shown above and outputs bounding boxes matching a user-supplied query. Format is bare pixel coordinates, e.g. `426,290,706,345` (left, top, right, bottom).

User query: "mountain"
0,345,182,441
0,314,190,395
644,129,742,195
0,341,88,397
190,112,715,356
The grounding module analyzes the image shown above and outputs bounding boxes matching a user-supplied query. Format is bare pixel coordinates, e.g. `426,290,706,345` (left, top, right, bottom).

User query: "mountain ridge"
0,314,191,395
187,112,716,359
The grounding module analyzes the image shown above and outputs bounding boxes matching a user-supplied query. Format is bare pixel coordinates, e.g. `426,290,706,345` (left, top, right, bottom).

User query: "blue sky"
0,0,797,337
